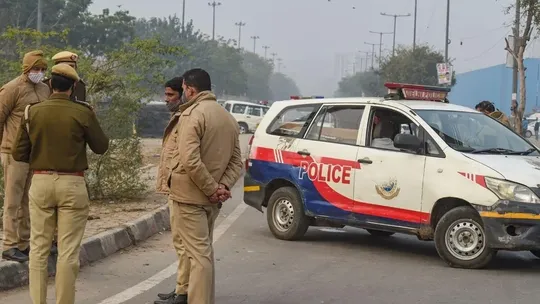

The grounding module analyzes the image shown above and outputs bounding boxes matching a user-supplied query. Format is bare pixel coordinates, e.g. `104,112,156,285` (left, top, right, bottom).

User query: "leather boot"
154,294,187,304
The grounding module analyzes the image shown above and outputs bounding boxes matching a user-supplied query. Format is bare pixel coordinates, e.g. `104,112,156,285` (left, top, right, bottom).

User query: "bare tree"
504,0,539,134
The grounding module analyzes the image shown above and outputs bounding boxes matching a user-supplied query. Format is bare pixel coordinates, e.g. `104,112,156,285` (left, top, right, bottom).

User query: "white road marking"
96,203,248,304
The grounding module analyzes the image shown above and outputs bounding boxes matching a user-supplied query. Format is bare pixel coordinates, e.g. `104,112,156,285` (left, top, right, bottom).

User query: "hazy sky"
90,0,539,97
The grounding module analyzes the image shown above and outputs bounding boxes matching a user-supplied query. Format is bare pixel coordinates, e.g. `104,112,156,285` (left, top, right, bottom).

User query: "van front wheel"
434,206,495,269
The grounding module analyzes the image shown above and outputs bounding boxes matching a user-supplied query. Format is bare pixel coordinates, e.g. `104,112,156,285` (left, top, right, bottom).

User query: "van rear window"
267,104,320,138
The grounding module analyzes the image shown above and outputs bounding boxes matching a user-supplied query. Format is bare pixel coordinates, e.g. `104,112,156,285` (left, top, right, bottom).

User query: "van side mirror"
394,133,422,152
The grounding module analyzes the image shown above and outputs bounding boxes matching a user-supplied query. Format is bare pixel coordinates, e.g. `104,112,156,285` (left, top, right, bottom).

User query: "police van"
243,82,540,269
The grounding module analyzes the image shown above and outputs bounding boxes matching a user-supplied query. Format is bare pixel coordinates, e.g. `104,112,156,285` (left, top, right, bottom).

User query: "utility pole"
364,42,380,70
381,12,411,56
444,0,450,63
235,21,246,49
181,0,186,32
512,0,520,101
413,0,418,50
37,0,43,32
271,52,277,66
369,31,393,68
208,1,222,40
251,35,260,53
359,51,371,72
262,45,270,59
277,58,283,72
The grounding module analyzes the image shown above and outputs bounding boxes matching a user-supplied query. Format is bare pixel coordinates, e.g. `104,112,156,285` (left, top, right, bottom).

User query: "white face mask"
28,72,45,84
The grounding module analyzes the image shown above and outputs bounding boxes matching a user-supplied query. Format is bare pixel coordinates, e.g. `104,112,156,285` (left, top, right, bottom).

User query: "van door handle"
297,150,311,156
358,157,372,164
246,115,251,118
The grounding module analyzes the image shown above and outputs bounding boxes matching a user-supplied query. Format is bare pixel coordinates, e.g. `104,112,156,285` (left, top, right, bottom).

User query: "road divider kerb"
0,204,171,292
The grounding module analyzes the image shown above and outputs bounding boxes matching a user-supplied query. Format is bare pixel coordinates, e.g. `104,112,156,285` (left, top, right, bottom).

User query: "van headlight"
485,177,540,204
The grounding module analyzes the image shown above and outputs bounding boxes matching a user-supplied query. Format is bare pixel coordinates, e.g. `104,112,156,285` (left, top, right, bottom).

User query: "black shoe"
154,294,187,304
2,248,29,263
21,247,30,256
157,290,175,300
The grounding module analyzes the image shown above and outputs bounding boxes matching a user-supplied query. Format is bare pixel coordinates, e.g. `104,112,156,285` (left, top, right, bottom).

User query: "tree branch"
522,0,536,42
504,38,519,61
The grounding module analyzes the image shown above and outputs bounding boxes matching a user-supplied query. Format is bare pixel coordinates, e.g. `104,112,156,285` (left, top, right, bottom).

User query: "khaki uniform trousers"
28,173,90,304
172,201,219,304
169,199,189,294
1,153,31,251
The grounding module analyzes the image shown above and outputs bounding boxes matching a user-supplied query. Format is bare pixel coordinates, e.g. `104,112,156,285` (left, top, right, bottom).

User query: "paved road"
3,134,540,303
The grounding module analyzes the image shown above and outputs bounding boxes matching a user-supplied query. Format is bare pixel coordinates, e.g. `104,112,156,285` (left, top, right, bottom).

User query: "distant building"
448,58,540,116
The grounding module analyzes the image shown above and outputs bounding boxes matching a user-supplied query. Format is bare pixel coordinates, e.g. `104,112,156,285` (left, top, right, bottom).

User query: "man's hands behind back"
209,184,231,204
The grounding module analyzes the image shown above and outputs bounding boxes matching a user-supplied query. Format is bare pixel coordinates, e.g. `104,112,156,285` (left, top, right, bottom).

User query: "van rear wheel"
238,122,248,134
267,186,310,241
434,206,495,269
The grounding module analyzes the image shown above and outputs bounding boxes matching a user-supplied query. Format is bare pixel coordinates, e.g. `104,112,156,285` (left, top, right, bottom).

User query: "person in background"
44,51,87,102
166,68,243,304
475,100,511,127
12,63,109,304
154,76,190,304
522,118,529,137
0,50,50,262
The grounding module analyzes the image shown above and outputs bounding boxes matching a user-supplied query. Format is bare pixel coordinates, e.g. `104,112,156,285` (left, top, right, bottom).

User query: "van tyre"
434,206,495,269
238,122,248,134
267,186,310,241
366,229,395,237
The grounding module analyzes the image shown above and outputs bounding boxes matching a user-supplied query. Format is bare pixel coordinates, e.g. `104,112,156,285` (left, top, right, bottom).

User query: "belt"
33,170,84,177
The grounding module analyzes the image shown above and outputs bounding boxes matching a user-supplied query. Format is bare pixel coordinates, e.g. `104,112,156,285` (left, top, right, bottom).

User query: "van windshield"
416,110,540,156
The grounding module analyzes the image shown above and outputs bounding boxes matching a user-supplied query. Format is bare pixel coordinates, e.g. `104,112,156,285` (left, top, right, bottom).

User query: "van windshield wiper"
506,148,537,155
470,148,519,154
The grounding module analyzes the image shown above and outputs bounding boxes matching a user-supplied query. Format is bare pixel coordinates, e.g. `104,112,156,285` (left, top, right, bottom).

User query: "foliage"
336,45,455,97
335,70,386,97
269,72,301,101
379,45,457,87
0,28,184,200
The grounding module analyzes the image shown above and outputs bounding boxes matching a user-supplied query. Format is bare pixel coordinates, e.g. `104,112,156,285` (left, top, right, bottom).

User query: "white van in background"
223,100,270,134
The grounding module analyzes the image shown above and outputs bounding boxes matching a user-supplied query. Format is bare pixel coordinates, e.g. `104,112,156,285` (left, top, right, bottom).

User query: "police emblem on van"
375,178,400,200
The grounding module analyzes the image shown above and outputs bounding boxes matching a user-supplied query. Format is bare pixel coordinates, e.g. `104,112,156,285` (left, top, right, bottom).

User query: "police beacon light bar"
384,82,450,103
290,95,324,100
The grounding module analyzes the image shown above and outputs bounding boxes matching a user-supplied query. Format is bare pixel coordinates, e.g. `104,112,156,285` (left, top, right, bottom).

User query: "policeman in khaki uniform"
43,51,87,102
12,64,109,304
0,50,50,262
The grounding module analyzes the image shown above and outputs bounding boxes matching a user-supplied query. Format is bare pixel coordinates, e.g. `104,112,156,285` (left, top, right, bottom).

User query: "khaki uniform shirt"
11,93,109,171
0,75,50,153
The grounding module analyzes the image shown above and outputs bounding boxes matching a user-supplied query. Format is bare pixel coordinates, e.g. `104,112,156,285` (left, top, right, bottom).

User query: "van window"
232,104,247,114
368,107,439,155
305,105,364,145
267,104,321,138
224,103,231,112
248,106,262,116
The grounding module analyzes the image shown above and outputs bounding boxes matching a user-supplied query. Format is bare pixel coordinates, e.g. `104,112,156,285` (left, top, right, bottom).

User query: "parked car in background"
223,100,270,134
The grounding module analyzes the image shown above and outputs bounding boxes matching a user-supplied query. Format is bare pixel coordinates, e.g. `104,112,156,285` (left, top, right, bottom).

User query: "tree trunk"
516,45,527,135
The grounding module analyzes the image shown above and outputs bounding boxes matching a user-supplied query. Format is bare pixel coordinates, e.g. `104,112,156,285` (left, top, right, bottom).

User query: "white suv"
243,82,540,269
223,100,269,134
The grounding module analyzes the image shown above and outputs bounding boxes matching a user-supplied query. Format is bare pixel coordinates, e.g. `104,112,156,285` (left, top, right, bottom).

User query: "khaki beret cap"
51,63,80,82
52,51,79,64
